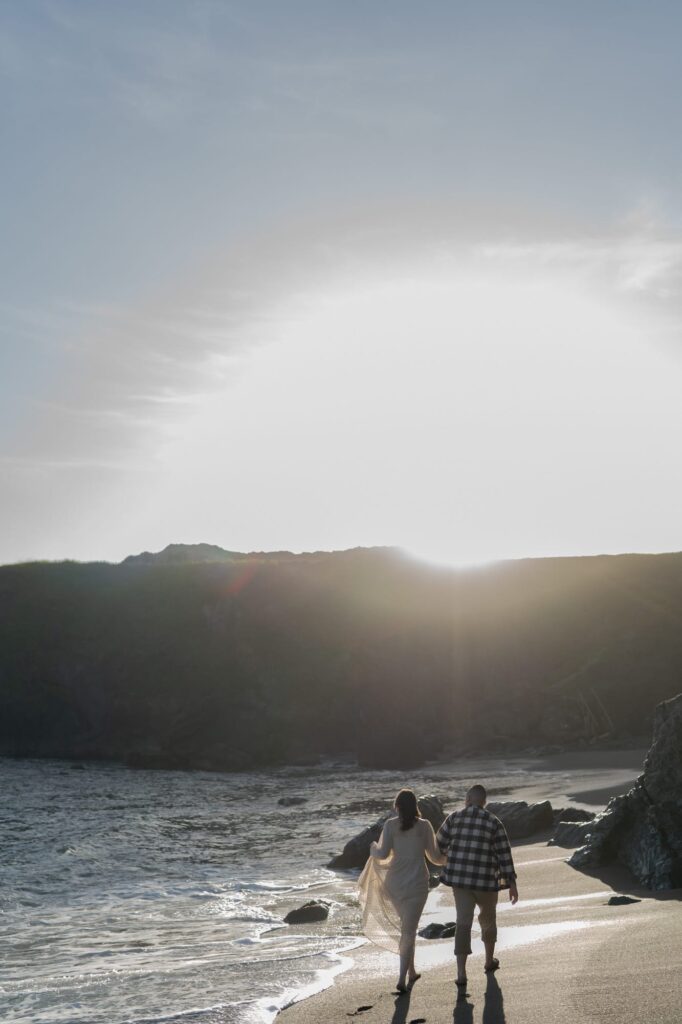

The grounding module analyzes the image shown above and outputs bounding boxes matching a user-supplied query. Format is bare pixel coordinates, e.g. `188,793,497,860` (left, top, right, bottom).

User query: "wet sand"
277,750,681,1024
504,747,647,809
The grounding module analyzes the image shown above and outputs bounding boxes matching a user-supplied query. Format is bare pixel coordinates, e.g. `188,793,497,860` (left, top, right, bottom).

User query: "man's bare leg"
456,952,468,984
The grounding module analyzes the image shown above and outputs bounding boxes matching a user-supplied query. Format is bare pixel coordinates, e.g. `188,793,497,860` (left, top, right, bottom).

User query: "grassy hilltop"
1,545,681,770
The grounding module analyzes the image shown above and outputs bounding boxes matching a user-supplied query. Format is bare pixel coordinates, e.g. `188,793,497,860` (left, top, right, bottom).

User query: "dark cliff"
568,692,682,889
2,545,682,770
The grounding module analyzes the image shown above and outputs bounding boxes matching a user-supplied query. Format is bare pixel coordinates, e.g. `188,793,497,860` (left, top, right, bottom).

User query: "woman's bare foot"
408,972,421,987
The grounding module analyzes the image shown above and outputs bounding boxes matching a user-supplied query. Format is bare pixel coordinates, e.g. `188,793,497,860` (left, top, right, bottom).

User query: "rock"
486,800,555,838
569,693,682,890
415,795,447,832
327,795,445,870
419,921,456,939
548,808,597,847
548,820,595,848
277,796,308,806
552,807,595,823
283,900,330,924
607,895,641,905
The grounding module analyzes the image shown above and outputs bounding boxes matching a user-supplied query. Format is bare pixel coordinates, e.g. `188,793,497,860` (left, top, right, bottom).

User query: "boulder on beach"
486,800,555,838
550,820,595,848
548,808,596,848
552,807,595,824
283,900,330,924
568,692,682,890
419,921,456,939
327,795,445,870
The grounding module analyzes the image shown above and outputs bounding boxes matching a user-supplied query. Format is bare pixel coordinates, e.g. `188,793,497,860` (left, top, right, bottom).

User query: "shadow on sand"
453,975,506,1024
573,862,682,902
389,989,413,1024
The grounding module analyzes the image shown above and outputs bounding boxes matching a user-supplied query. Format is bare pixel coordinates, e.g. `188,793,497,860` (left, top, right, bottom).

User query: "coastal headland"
3,544,682,771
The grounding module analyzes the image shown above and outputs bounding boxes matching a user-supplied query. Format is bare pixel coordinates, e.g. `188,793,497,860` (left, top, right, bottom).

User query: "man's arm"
493,821,519,903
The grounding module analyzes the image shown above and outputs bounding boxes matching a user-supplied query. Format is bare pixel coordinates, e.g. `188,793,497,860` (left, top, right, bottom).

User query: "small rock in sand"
419,921,456,939
607,894,641,905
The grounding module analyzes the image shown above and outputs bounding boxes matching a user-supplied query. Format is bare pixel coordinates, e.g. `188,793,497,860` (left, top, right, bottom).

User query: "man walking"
436,784,518,988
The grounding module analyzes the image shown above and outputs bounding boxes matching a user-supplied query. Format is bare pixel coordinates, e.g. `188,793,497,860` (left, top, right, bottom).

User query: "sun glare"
151,260,680,567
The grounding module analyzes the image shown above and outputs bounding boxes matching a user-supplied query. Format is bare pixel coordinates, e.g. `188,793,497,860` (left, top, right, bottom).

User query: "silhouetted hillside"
1,546,681,770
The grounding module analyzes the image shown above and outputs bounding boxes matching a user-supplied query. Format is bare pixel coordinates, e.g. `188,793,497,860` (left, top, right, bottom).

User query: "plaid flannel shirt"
436,805,517,892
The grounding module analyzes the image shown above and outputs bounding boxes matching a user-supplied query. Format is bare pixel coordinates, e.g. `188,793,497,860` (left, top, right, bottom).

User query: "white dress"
357,816,446,954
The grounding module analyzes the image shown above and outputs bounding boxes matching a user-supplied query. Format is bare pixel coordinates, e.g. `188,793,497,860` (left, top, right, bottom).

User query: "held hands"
508,882,519,905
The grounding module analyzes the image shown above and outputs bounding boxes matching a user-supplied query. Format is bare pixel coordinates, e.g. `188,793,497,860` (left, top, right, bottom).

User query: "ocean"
0,753,616,1024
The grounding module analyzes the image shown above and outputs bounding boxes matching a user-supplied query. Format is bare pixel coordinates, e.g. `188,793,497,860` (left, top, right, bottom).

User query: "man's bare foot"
484,957,500,973
408,972,421,987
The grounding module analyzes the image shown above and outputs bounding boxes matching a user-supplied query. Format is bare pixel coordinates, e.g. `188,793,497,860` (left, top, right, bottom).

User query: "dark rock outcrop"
283,900,330,924
327,795,445,870
568,693,682,890
548,808,596,847
487,800,555,838
550,820,595,848
552,807,595,824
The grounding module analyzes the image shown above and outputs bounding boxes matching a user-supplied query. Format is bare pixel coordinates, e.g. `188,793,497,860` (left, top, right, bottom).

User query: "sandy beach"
278,750,681,1024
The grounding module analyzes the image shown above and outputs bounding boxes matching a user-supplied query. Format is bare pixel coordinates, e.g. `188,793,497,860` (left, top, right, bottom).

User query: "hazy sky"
3,0,682,565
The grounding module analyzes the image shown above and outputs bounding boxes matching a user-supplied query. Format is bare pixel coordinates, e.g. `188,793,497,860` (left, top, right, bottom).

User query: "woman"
358,789,446,993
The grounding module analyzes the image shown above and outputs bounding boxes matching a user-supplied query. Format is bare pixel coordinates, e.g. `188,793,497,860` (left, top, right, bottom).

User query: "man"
436,784,518,988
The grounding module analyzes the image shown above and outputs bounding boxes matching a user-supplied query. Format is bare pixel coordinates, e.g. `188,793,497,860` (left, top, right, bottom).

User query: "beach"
1,745,664,1024
278,749,682,1024
278,839,682,1024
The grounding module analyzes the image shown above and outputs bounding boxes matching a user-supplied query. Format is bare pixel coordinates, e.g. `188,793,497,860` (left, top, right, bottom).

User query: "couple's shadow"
389,973,505,1024
453,974,506,1024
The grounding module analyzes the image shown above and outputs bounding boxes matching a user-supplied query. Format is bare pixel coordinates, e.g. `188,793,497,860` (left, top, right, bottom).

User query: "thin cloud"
5,206,682,478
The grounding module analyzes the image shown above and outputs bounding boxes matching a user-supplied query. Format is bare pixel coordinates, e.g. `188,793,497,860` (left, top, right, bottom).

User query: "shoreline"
274,747,674,1024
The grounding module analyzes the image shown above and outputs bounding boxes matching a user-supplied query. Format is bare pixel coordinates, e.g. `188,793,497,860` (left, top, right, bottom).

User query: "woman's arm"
422,820,447,865
369,820,394,859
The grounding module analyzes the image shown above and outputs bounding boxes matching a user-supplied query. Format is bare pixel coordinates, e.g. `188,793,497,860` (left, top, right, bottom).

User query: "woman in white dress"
358,789,446,992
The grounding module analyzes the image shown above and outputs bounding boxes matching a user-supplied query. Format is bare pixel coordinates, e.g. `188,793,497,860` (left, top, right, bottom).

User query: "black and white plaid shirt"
436,805,517,892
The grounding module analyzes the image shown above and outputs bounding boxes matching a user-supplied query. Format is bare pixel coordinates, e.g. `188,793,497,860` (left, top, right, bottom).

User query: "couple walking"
358,784,518,993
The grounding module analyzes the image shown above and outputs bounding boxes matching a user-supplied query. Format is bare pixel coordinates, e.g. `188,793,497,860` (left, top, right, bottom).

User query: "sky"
2,0,682,566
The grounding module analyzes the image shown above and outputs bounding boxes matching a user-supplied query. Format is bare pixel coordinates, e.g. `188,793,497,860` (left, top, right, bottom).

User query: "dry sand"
278,750,681,1024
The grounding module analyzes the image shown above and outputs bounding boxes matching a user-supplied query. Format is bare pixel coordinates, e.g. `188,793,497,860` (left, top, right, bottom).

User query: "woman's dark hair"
395,789,420,831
